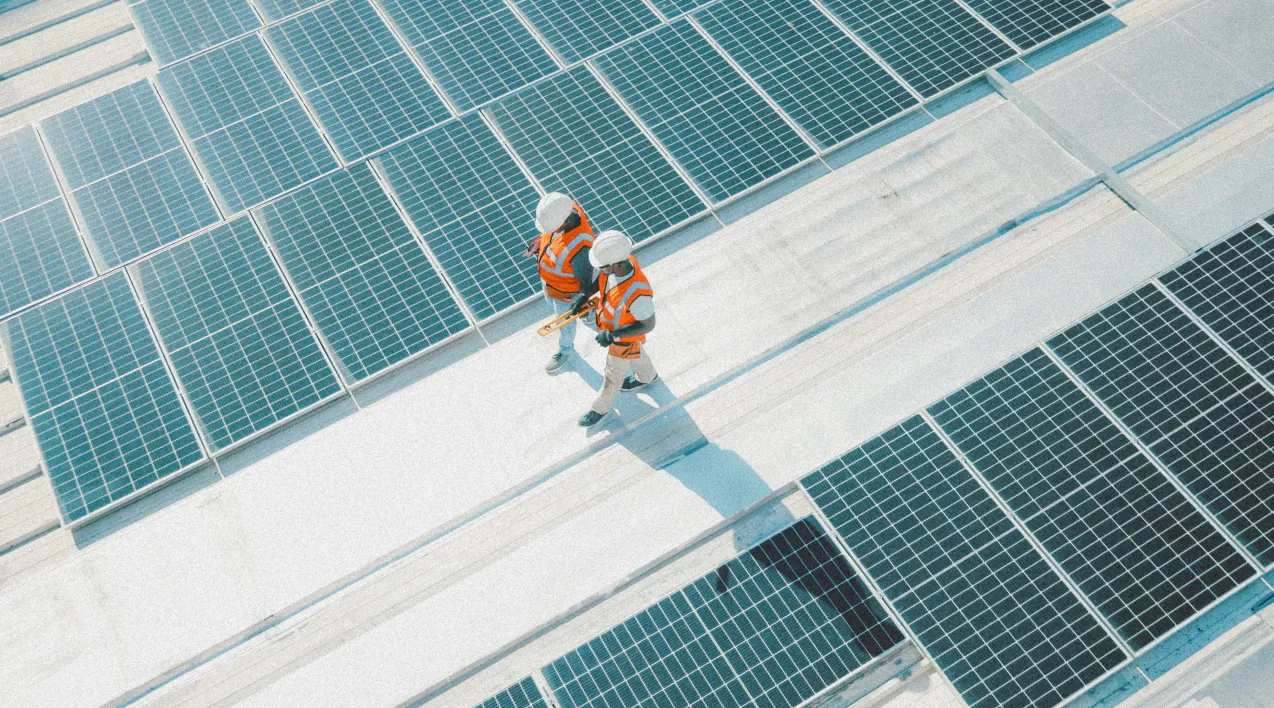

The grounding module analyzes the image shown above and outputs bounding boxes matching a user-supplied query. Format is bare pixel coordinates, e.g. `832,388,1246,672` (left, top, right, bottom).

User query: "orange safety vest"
536,205,593,300
595,256,653,344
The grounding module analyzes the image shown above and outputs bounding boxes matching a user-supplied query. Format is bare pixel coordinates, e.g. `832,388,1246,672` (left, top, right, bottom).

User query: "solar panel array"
10,0,1109,515
793,216,1274,706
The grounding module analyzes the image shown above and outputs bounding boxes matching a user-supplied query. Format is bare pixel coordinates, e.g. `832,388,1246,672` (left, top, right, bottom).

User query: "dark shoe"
621,373,658,392
545,351,571,373
578,410,607,427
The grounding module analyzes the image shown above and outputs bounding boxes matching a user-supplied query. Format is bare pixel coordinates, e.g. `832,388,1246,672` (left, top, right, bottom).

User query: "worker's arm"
570,254,600,313
611,314,655,338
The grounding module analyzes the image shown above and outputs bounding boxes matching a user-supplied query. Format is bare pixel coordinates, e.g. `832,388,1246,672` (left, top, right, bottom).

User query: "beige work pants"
590,346,657,414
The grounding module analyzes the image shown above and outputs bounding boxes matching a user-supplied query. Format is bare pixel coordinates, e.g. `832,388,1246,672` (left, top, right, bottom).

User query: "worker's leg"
630,347,656,384
552,299,576,354
590,351,631,414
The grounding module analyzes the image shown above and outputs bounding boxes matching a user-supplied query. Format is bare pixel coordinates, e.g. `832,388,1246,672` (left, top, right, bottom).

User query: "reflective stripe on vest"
536,206,593,294
540,231,591,277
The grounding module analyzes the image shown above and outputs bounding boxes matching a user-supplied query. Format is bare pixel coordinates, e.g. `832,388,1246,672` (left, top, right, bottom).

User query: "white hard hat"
535,192,574,233
589,230,633,268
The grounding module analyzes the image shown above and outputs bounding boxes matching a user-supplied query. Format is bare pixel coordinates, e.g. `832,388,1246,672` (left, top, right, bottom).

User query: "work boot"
621,373,658,391
578,410,607,427
545,351,571,373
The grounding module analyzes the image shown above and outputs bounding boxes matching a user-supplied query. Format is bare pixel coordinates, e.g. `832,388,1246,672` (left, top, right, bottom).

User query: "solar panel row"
797,217,1274,706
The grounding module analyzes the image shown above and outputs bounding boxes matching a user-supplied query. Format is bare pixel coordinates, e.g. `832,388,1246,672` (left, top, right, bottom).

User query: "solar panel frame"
255,164,471,383
130,217,342,451
128,0,262,66
693,0,919,151
959,0,1109,50
511,0,662,63
485,66,705,244
376,0,560,111
1159,223,1274,385
814,0,1015,98
591,20,815,203
157,35,340,214
802,416,1128,708
373,114,542,320
930,349,1255,650
41,81,220,268
266,0,453,162
3,271,204,521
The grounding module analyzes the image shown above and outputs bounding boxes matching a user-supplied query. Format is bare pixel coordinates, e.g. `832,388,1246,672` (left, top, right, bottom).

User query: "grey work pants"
590,346,657,414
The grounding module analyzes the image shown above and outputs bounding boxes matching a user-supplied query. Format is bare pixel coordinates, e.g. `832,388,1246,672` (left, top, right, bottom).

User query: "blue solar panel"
695,0,919,149
817,0,1014,97
42,81,219,268
4,272,203,521
962,0,1108,50
255,0,326,22
266,0,452,162
0,127,94,318
486,66,704,243
128,0,261,66
803,417,1127,708
256,164,470,382
131,217,341,450
157,35,339,213
593,21,814,203
511,0,661,63
931,350,1254,650
374,114,541,319
376,0,558,111
475,677,548,708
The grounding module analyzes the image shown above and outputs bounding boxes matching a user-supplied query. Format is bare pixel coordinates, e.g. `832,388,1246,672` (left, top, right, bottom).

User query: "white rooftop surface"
2,0,1274,705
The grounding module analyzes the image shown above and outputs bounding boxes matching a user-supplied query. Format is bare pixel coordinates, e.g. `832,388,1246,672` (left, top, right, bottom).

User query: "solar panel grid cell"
694,0,918,150
5,272,203,520
375,115,541,319
1160,223,1274,384
486,66,704,243
377,0,559,111
267,0,452,162
132,217,341,449
128,0,262,66
513,0,661,63
961,0,1108,50
256,164,469,382
593,21,814,203
0,126,60,219
256,0,327,22
158,36,339,213
815,0,1015,97
0,200,94,318
931,349,1254,650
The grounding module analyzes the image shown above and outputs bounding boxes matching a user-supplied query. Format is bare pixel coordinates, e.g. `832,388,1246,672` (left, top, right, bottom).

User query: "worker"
526,192,595,373
574,230,659,427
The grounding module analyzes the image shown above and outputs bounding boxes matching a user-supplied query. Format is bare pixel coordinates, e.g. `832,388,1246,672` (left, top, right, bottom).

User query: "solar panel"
266,0,452,162
0,127,93,318
255,0,326,23
376,0,559,111
0,125,61,218
41,81,220,268
593,21,814,203
157,35,339,213
960,0,1108,50
373,114,541,320
1048,285,1274,567
816,0,1014,97
3,272,203,521
511,0,661,63
930,350,1254,650
543,517,900,708
1160,223,1274,384
1047,285,1258,447
475,677,548,708
127,0,261,66
485,66,704,243
803,417,1127,708
694,0,919,150
649,0,704,17
256,164,470,383
130,217,341,450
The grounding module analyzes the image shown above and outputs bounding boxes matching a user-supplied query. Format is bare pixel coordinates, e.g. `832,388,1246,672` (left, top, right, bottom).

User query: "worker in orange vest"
575,230,658,427
526,192,595,373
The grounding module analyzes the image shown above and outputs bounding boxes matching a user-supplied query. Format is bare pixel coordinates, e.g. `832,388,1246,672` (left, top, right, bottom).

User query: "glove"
570,293,591,314
595,330,616,347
